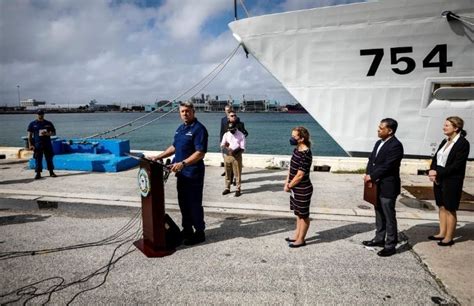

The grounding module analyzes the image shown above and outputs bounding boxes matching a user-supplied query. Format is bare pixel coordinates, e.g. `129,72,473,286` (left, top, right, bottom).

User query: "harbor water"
1,112,347,156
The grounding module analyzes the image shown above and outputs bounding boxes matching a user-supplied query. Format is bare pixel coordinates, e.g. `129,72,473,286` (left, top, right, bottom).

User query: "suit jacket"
430,136,470,179
219,116,248,140
430,136,470,203
366,136,404,199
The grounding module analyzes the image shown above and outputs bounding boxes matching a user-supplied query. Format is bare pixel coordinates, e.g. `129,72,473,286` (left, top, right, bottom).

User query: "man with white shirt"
220,112,246,197
362,118,404,257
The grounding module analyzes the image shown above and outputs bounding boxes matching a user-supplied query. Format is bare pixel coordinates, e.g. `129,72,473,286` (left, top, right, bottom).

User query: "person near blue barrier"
27,110,57,179
151,102,209,246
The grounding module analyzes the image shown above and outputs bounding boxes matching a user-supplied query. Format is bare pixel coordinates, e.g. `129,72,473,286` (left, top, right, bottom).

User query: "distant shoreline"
0,110,95,115
0,110,306,115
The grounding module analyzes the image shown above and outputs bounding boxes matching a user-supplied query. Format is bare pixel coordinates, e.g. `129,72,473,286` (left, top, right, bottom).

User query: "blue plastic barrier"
29,138,140,172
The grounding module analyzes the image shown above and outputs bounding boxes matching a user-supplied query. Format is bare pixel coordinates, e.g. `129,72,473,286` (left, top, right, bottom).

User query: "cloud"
158,0,229,42
0,0,301,106
1,1,126,64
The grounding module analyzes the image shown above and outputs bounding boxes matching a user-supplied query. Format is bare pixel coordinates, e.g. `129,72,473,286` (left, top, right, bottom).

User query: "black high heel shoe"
437,240,455,246
289,241,306,248
427,235,444,241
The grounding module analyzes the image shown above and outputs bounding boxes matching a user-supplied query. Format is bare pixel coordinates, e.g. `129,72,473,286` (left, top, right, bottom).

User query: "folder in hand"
363,181,377,206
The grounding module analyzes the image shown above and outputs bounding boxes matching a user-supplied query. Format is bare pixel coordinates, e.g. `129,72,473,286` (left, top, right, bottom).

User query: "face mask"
289,137,298,146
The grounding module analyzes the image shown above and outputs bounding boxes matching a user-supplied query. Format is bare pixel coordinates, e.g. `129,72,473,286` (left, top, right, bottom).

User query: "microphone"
163,159,171,182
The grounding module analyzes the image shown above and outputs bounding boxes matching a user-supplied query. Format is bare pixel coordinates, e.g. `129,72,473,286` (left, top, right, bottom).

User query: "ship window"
432,83,474,101
420,78,474,115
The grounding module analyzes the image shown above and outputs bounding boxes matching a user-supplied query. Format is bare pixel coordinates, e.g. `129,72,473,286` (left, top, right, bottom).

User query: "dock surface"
1,160,473,304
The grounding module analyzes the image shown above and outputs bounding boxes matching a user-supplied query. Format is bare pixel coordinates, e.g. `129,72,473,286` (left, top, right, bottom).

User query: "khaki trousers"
224,152,242,190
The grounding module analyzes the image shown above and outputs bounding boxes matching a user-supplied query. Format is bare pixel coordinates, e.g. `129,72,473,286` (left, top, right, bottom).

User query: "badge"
138,168,150,197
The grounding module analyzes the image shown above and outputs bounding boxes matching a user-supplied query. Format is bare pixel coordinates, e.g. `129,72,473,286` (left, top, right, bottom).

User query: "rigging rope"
84,43,241,139
107,44,241,139
239,0,251,18
443,11,474,26
452,14,474,26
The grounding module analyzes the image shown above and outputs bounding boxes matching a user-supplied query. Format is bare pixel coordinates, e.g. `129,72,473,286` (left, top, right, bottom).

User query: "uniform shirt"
27,119,56,147
436,133,460,167
220,130,246,151
173,119,208,178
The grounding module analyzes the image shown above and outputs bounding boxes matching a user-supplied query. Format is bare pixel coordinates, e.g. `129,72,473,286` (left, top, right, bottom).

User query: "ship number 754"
360,44,452,76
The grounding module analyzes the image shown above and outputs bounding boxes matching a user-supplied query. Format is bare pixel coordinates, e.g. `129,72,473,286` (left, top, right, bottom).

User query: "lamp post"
17,85,21,107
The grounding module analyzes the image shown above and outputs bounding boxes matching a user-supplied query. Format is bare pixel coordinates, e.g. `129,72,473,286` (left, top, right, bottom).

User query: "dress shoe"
438,240,455,247
289,241,306,248
184,231,205,246
362,240,385,247
377,248,396,257
181,228,194,240
34,173,41,180
222,189,231,195
49,171,57,177
427,235,444,241
221,172,225,176
285,237,296,242
235,190,241,197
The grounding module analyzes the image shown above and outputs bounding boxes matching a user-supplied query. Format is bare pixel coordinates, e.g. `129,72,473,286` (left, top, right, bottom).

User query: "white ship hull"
229,0,474,158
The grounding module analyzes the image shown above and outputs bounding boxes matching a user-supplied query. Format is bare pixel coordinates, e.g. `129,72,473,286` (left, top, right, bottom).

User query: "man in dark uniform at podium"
27,109,57,180
152,102,208,245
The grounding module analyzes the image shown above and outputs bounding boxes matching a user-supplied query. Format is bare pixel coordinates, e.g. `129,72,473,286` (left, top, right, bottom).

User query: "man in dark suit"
363,118,404,257
219,106,248,142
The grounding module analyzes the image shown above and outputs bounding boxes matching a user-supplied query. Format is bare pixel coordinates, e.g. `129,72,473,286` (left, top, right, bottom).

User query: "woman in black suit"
428,116,470,246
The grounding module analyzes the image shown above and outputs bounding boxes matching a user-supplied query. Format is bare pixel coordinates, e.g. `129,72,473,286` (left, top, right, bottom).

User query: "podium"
134,158,176,257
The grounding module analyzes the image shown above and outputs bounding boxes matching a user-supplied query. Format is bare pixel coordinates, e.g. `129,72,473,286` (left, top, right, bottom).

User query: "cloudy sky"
0,0,363,106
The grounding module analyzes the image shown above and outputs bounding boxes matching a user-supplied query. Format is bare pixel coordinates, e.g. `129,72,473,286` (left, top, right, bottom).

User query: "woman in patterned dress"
284,126,313,248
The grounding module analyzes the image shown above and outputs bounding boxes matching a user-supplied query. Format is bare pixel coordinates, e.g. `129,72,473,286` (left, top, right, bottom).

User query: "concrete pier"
0,157,472,304
2,146,473,175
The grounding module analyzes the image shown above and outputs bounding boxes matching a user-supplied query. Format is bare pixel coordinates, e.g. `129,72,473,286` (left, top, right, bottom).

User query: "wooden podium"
134,158,176,257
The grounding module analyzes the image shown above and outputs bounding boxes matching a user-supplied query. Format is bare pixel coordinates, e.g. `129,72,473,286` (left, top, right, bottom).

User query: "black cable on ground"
0,208,141,261
0,220,142,305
